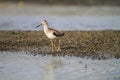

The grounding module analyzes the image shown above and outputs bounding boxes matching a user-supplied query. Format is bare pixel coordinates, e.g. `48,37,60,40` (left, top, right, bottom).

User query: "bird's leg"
51,40,54,52
57,39,61,52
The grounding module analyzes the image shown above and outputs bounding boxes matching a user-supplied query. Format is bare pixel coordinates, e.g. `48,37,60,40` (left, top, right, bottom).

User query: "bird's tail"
59,33,64,36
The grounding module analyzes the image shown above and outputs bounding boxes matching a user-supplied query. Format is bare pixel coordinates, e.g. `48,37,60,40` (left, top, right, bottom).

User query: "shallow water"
0,15,120,31
0,51,120,80
0,3,120,31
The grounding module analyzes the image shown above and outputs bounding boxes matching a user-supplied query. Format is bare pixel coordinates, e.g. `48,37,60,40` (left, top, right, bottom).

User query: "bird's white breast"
45,33,56,39
43,25,56,39
45,31,56,39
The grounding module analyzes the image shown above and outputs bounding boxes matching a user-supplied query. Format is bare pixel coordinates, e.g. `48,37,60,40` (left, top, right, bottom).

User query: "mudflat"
0,30,120,59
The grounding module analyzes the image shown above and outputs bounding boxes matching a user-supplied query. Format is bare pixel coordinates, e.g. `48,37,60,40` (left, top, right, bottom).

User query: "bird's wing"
49,28,64,37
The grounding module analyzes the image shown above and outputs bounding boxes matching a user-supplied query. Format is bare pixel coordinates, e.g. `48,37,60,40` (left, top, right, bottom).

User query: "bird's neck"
43,24,49,32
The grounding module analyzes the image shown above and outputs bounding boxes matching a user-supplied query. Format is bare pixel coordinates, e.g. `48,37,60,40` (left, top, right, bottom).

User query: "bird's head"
36,20,48,28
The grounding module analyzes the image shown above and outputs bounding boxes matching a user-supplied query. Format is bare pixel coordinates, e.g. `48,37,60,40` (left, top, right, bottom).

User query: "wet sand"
0,30,120,59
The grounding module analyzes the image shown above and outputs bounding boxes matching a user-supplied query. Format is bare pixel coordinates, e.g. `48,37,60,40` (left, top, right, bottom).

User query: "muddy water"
0,51,120,80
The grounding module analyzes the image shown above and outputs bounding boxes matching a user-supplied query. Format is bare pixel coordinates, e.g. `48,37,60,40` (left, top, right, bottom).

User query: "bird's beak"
36,24,42,28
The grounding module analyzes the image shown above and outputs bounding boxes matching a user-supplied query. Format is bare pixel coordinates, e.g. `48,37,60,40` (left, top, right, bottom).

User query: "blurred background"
0,0,120,30
0,0,120,6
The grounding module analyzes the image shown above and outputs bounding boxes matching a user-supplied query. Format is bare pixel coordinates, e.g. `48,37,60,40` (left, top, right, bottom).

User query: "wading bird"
36,20,64,52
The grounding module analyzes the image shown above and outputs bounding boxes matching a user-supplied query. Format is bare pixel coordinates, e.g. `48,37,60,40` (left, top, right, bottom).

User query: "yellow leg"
51,40,54,52
57,39,61,52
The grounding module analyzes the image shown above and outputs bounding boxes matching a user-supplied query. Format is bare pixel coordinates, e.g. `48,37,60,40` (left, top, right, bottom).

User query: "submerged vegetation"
0,30,120,59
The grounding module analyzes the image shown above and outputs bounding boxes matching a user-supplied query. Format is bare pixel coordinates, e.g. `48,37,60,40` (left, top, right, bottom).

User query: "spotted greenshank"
36,20,64,52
